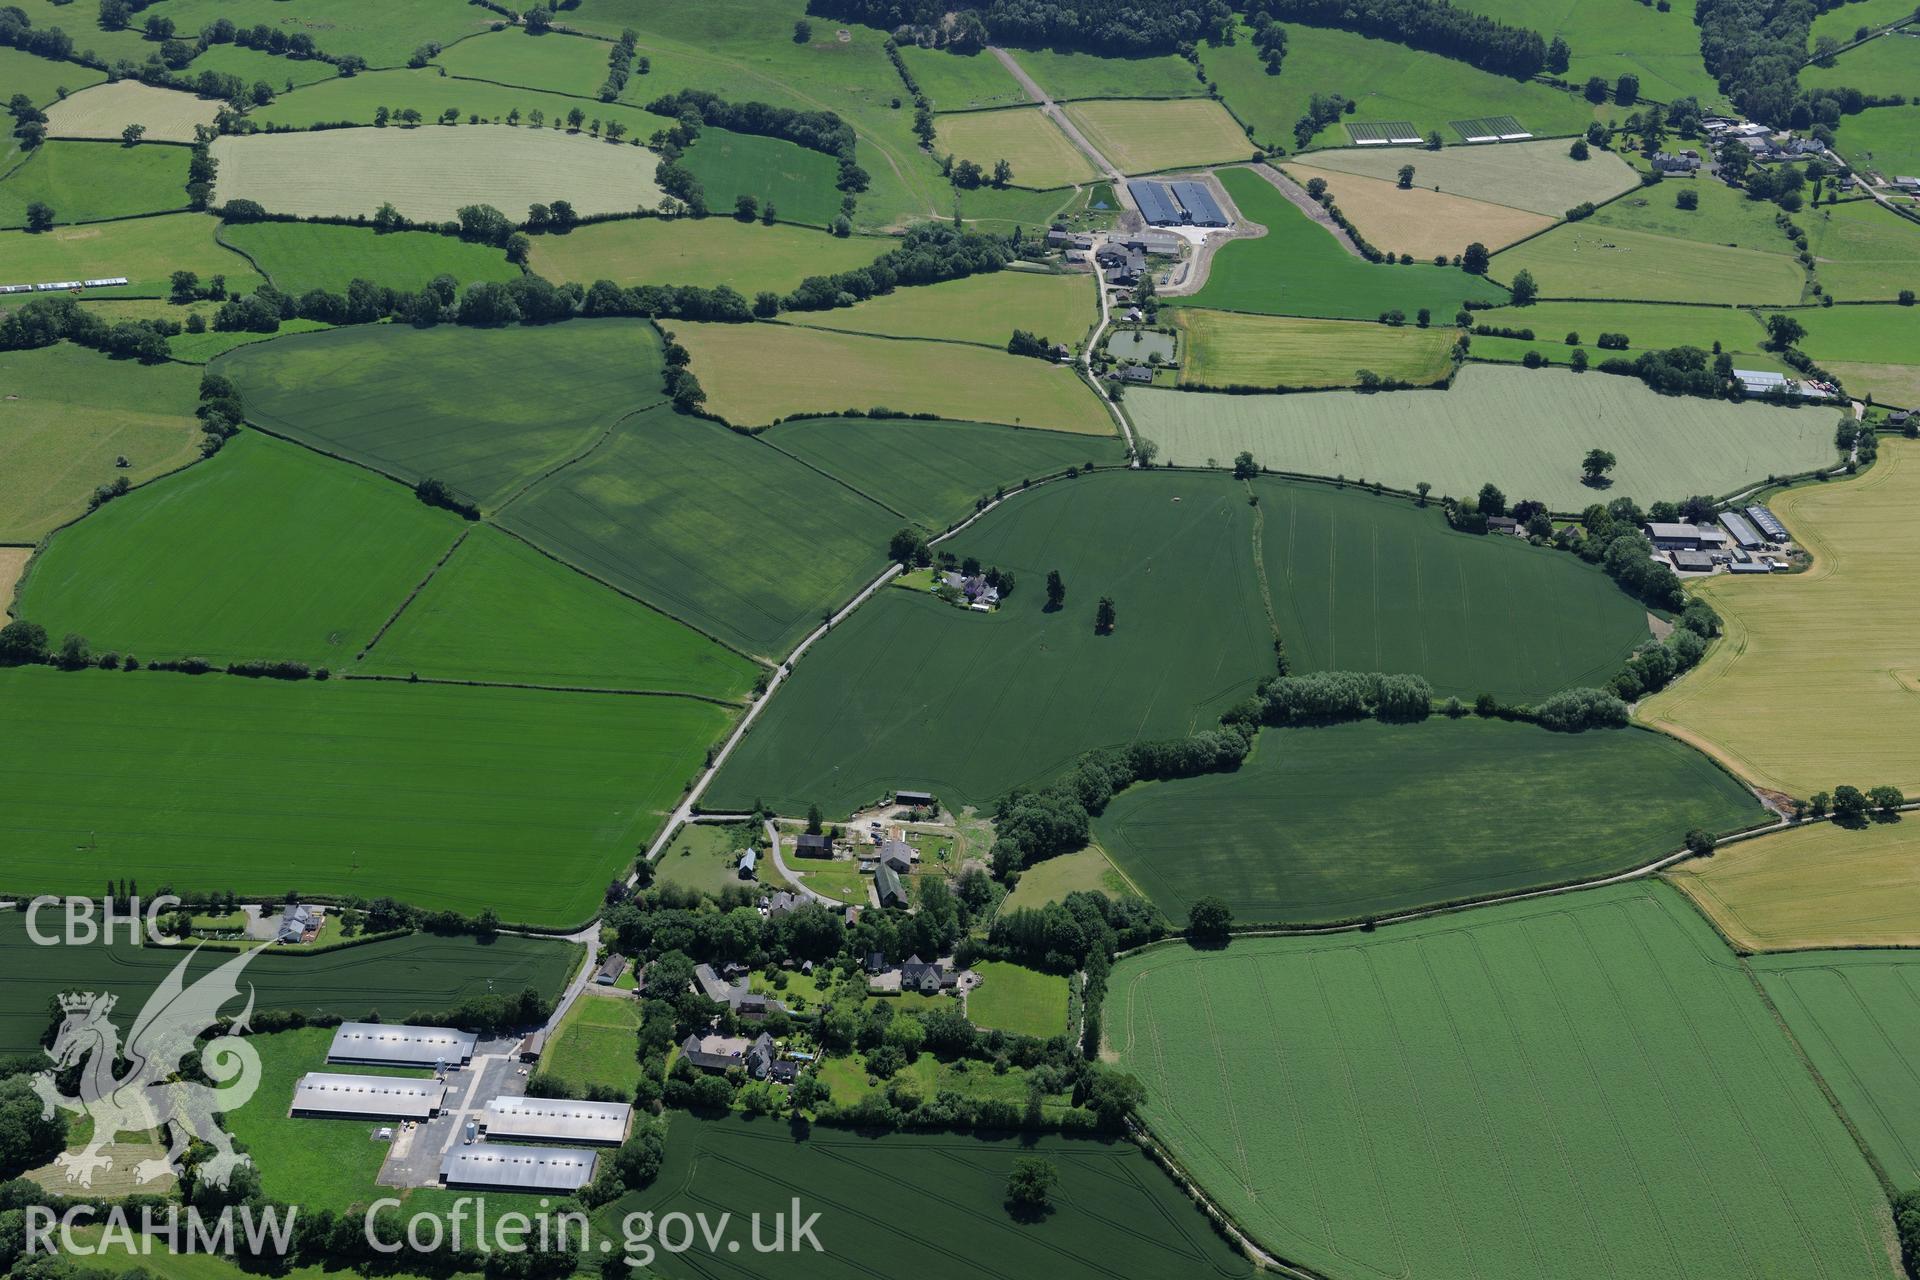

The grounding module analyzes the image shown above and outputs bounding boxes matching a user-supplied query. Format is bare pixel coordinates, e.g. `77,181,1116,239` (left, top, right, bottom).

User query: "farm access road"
990,47,1128,190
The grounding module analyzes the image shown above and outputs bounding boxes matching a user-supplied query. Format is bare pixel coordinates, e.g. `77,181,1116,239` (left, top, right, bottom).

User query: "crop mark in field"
1778,968,1920,1179
1191,965,1259,1198
1307,949,1410,1275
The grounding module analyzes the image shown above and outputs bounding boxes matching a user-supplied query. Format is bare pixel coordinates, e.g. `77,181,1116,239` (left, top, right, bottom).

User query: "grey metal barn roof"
329,1022,477,1066
1169,180,1227,226
440,1145,598,1192
291,1073,447,1119
1128,180,1183,225
1746,504,1788,539
1719,511,1763,548
481,1096,633,1145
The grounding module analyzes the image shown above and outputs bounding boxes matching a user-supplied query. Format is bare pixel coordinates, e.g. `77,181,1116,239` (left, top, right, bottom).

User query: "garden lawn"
654,822,755,898
43,81,217,143
219,319,666,510
433,26,609,95
671,321,1115,433
1199,24,1600,151
0,901,579,1056
589,1113,1254,1279
1006,47,1206,100
1178,168,1505,319
762,415,1119,530
787,268,1095,348
359,525,761,697
1768,302,1920,407
536,995,644,1097
935,106,1098,188
967,961,1069,1038
0,47,104,108
1492,223,1807,305
0,665,726,924
1640,440,1920,798
218,221,519,295
1294,137,1639,216
208,127,662,222
1175,310,1458,388
897,44,1028,110
0,139,189,226
1756,947,1920,1186
1096,718,1759,923
1124,364,1840,510
1804,197,1920,302
1279,164,1554,257
525,218,882,296
1109,882,1895,1280
496,405,898,659
0,342,205,543
1668,816,1920,950
680,127,848,227
0,213,261,298
1002,844,1134,911
1061,98,1250,173
16,431,462,666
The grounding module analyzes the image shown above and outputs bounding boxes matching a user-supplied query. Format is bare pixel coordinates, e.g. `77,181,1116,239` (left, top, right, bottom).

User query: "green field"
936,106,1099,189
247,66,670,135
1109,882,1896,1280
967,960,1070,1038
672,320,1116,433
898,44,1028,110
0,139,189,227
525,217,883,295
0,47,105,109
654,821,754,897
536,994,644,1097
1003,844,1134,910
209,127,663,222
1125,364,1841,509
17,431,461,666
1470,300,1771,353
681,127,848,227
220,319,667,510
0,342,205,544
496,404,899,659
1179,167,1505,319
957,180,1090,231
1803,32,1920,98
1492,221,1809,305
1198,23,1600,151
1468,332,1784,375
1062,98,1251,174
1834,104,1920,186
360,526,761,696
0,212,262,299
218,220,520,295
148,0,490,68
1768,302,1920,407
4,0,152,65
1455,0,1721,102
708,470,1649,814
1757,947,1920,1186
1804,196,1920,302
0,918,578,1056
1007,46,1207,101
168,318,332,363
1175,310,1459,388
183,42,339,91
789,267,1095,349
1095,719,1760,923
1296,138,1640,217
433,26,610,95
0,666,726,924
1590,175,1807,253
762,415,1119,530
592,1112,1255,1279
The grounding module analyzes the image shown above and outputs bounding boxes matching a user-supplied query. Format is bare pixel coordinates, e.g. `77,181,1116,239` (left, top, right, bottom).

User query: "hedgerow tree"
1186,897,1232,947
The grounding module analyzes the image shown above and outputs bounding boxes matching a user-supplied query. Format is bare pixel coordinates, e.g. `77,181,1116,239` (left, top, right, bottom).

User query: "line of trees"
1249,0,1552,79
805,0,1233,55
645,88,869,197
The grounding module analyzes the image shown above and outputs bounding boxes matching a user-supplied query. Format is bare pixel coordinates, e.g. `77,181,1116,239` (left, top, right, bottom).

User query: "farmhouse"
479,1096,632,1146
693,963,734,1003
1487,516,1521,536
762,890,798,918
900,955,961,994
878,839,916,873
793,832,834,858
874,863,909,908
1110,365,1154,384
680,1030,777,1078
1652,151,1702,175
594,953,627,985
328,1022,476,1068
440,1146,596,1193
276,902,322,944
291,1073,446,1120
737,847,757,878
1044,229,1093,251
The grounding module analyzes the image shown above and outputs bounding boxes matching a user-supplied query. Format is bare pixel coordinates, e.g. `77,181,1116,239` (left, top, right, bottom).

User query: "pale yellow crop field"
1175,309,1458,388
43,81,217,143
936,107,1098,188
1063,98,1250,173
1668,818,1920,951
1282,163,1554,257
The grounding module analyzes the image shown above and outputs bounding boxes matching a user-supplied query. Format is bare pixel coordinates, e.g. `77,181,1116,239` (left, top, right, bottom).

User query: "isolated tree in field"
1832,784,1870,825
793,18,812,42
1045,569,1065,611
1547,35,1571,73
991,158,1013,187
1676,187,1699,210
1683,828,1717,857
1765,314,1806,350
99,0,130,29
1462,242,1490,274
1396,163,1415,189
1415,481,1432,506
1570,347,1589,372
1614,73,1639,105
1510,268,1538,305
524,6,552,33
1868,785,1906,814
1005,1157,1057,1216
24,201,53,232
1582,448,1617,484
566,106,585,131
1304,176,1328,201
1094,596,1116,635
1233,450,1259,479
1569,137,1588,160
1186,896,1232,947
169,270,199,302
120,122,145,146
1425,130,1443,150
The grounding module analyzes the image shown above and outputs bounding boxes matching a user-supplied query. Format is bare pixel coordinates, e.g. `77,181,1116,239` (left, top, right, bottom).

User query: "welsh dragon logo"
32,945,265,1190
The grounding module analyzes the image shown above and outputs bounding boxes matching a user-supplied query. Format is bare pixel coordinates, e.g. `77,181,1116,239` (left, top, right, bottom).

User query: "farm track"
990,47,1125,187
1253,163,1362,259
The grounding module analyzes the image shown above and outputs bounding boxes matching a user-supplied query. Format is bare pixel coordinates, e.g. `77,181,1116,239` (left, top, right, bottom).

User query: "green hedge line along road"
1107,882,1897,1280
0,666,731,927
1093,718,1763,924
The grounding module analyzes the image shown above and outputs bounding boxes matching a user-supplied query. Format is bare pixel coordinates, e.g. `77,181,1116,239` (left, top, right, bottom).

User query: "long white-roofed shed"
291,1073,447,1119
329,1022,477,1067
481,1096,633,1146
440,1145,598,1192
